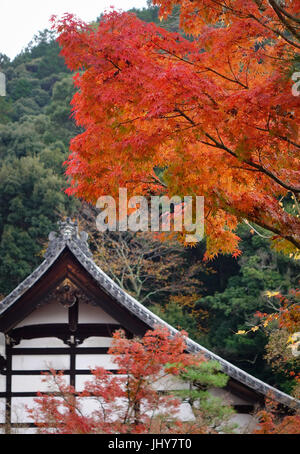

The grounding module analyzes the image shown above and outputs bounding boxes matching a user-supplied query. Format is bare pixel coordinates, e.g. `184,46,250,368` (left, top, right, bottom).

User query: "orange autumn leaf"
51,1,300,257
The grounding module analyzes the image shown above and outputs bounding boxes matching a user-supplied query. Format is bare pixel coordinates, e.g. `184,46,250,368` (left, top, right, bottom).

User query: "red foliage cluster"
254,399,300,434
50,0,300,257
27,326,203,434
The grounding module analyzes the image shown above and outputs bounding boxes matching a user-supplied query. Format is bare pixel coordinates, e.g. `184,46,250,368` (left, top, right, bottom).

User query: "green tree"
175,360,236,433
0,156,76,294
199,224,300,388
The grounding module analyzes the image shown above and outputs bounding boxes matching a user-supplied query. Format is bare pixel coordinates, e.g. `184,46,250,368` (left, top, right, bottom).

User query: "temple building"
0,219,298,433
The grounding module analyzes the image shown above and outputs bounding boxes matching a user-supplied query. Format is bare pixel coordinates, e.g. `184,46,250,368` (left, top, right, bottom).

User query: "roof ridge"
45,218,92,259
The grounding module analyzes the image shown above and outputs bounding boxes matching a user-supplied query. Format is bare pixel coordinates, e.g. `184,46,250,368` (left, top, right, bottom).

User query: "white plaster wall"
75,396,195,424
15,300,68,327
0,332,5,357
12,355,70,371
79,337,113,348
12,375,69,393
11,397,37,423
78,302,119,324
75,375,95,392
13,428,39,434
176,402,196,421
76,373,124,392
76,396,103,417
11,396,66,424
14,338,66,348
146,401,195,422
5,388,258,433
0,375,5,392
153,374,191,391
0,398,5,423
228,413,259,434
76,354,118,370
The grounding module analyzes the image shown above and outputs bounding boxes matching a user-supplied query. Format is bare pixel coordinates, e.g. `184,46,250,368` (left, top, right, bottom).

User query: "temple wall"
78,302,118,324
15,301,68,327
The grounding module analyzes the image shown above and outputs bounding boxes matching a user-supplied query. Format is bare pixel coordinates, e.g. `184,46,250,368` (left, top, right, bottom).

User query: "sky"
0,0,148,60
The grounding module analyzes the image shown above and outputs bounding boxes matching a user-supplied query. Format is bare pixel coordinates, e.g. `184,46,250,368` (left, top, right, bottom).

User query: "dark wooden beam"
5,340,12,434
10,347,109,355
8,324,124,346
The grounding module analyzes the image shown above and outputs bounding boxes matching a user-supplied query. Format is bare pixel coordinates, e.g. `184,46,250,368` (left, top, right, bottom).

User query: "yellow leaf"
264,291,280,297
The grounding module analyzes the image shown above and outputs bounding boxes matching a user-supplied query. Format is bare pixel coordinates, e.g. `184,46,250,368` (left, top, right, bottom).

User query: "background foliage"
0,4,299,398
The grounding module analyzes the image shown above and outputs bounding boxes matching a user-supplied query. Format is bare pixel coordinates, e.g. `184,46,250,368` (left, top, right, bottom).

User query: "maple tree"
236,285,300,397
51,1,299,259
257,287,300,398
76,204,210,337
254,397,300,434
77,204,207,305
27,326,236,434
27,325,299,434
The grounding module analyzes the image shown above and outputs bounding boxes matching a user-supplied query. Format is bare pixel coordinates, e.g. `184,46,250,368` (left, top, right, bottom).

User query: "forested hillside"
0,5,299,396
0,30,78,294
